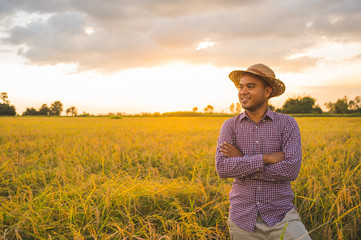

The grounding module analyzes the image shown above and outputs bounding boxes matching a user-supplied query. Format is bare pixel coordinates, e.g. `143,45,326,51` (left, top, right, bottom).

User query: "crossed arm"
219,142,285,164
215,118,302,181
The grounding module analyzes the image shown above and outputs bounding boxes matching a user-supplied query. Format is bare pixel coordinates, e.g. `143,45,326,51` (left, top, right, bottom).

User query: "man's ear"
265,86,273,99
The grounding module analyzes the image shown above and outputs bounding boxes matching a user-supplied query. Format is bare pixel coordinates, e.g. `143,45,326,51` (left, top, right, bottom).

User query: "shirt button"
258,187,261,190
255,126,258,129
256,141,259,144
257,201,260,205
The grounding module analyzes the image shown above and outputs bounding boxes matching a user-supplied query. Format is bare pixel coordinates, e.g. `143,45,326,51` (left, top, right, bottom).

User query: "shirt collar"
239,107,275,122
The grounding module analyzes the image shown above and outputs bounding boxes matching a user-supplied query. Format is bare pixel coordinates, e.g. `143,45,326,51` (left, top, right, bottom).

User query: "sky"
1,0,361,115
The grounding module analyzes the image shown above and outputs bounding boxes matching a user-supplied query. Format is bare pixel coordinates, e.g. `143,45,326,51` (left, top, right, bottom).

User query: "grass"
0,116,360,239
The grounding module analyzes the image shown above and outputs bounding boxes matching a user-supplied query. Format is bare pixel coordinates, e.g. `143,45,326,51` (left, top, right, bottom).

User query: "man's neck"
245,105,269,124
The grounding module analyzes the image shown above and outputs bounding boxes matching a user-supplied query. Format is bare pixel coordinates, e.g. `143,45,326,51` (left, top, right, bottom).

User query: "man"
215,63,311,240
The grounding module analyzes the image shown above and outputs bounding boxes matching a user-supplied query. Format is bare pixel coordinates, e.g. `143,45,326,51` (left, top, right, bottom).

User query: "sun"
84,27,94,35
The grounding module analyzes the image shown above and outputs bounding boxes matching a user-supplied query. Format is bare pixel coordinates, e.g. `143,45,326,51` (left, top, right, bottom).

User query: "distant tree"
325,96,348,114
193,107,198,112
22,107,38,116
334,96,349,114
312,105,323,114
1,92,9,104
269,104,275,111
229,103,235,114
281,96,322,114
0,92,16,116
350,96,361,113
38,104,51,115
50,101,63,116
0,104,16,116
325,96,361,114
66,106,78,116
203,105,214,113
235,102,242,113
79,111,90,117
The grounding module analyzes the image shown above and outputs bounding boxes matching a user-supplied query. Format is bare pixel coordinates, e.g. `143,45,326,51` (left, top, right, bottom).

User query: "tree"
203,105,214,113
192,107,198,112
325,96,348,114
325,96,361,114
50,101,63,116
269,104,275,111
1,92,9,104
0,92,16,116
235,102,242,113
0,104,16,116
66,106,78,116
351,96,361,113
38,104,51,115
229,103,235,114
334,96,349,114
22,107,38,116
281,96,322,114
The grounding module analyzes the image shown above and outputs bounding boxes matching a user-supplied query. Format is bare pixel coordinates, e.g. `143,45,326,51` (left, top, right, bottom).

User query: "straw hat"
229,63,285,98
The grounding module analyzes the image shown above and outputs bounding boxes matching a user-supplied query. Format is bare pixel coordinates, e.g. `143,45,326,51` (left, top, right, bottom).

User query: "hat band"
248,68,268,77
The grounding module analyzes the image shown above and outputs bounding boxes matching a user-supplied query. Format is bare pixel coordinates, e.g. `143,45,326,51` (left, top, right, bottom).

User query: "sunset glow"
1,1,360,115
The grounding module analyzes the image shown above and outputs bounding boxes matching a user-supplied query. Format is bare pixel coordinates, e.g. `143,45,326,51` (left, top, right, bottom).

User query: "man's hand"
219,142,244,157
263,151,285,164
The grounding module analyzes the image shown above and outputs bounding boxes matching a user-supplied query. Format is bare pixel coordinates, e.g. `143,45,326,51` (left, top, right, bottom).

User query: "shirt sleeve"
252,117,302,182
215,119,264,179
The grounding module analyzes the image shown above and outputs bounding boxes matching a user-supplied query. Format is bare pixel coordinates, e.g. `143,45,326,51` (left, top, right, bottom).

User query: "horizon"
1,0,361,115
2,92,359,116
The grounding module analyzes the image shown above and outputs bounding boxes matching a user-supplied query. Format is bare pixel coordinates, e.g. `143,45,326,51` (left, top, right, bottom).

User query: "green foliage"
66,106,78,116
280,96,322,114
23,101,65,116
38,104,51,116
0,104,16,116
0,92,16,116
325,96,361,114
1,92,9,104
50,101,63,116
22,107,39,116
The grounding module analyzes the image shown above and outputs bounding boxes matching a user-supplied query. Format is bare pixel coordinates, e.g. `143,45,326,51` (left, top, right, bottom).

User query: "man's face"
238,73,272,112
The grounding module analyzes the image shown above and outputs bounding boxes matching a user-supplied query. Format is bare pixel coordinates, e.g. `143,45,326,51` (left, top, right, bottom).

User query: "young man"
215,64,311,239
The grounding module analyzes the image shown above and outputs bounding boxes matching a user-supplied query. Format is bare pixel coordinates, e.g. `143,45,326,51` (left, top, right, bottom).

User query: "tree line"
21,101,78,116
1,92,360,116
196,95,361,115
275,95,361,114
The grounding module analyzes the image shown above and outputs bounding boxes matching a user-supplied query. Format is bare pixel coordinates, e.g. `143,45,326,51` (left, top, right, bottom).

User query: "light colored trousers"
228,208,312,240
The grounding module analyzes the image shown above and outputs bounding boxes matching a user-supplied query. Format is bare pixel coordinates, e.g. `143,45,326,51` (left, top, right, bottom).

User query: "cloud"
1,0,361,73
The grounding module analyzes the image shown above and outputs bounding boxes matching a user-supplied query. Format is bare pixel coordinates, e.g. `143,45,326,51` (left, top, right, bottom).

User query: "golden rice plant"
0,116,360,239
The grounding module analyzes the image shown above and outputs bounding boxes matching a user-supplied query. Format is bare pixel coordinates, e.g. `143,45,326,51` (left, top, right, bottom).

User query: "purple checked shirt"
215,108,302,232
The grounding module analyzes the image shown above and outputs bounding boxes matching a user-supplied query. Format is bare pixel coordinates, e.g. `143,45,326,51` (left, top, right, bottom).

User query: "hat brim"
229,70,286,98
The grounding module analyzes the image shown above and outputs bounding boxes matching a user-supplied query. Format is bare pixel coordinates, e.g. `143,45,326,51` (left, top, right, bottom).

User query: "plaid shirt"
215,108,302,232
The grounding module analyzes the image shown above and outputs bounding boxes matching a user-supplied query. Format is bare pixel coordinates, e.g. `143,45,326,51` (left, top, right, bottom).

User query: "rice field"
0,116,360,239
